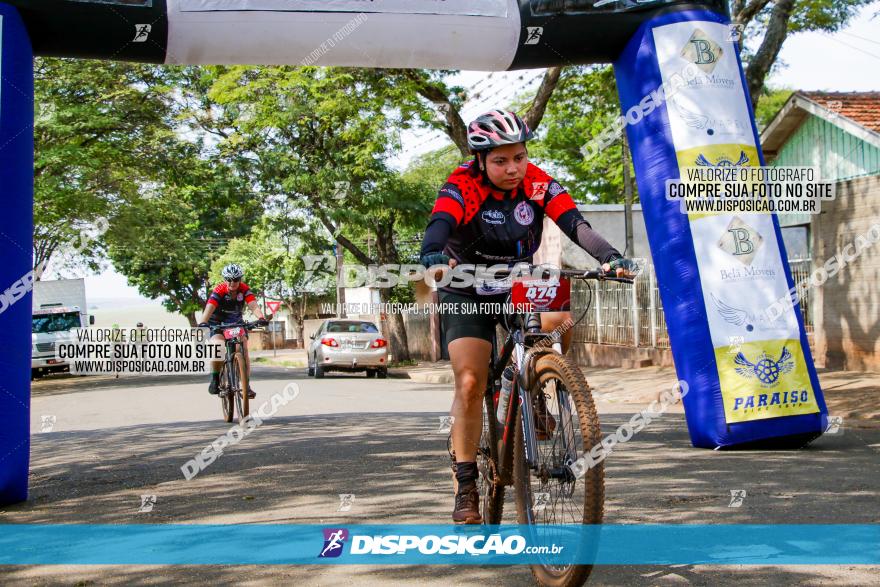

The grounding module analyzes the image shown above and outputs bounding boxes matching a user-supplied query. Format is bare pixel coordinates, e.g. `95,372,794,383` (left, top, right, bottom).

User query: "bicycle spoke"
530,374,588,529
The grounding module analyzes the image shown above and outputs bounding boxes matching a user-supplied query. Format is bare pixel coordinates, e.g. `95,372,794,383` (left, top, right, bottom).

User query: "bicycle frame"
211,321,257,392
485,311,569,484
216,326,248,373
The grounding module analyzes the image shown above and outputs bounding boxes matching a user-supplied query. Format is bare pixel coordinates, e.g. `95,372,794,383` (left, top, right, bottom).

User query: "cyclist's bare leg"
448,336,493,462
540,311,574,353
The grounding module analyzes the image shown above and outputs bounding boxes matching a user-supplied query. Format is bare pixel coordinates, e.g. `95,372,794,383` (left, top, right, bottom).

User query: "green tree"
733,0,871,108
104,146,261,325
33,58,175,274
212,220,333,343
180,66,437,359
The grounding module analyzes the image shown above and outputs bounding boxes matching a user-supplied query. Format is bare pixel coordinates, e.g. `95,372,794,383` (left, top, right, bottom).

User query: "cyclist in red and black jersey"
198,263,268,397
420,110,635,523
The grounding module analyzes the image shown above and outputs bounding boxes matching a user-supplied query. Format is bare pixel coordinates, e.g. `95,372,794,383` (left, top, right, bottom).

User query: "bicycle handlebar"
557,268,635,284
485,263,636,285
207,319,267,334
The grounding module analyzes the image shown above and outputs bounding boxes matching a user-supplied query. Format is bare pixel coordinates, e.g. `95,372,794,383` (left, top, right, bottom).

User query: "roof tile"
800,91,880,133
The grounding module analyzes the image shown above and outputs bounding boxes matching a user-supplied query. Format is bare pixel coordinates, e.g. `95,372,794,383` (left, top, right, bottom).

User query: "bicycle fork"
513,335,579,483
514,340,540,468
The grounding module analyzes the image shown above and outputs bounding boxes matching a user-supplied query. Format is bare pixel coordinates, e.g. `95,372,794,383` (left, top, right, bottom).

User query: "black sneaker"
452,487,482,524
247,388,256,399
208,379,219,395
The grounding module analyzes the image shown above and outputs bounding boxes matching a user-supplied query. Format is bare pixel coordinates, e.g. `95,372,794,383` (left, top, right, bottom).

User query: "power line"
839,30,880,47
821,33,880,62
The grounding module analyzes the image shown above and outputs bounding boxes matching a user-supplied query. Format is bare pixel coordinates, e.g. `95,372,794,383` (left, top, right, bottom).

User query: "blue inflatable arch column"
0,4,33,504
613,9,827,448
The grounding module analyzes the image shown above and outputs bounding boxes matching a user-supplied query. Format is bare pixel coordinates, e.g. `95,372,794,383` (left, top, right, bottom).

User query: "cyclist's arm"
420,182,465,260
554,208,621,264
200,285,225,324
420,214,454,258
247,299,266,321
200,302,217,325
542,184,621,264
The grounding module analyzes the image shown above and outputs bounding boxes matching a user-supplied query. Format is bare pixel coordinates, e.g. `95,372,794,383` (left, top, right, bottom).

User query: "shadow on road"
2,410,878,585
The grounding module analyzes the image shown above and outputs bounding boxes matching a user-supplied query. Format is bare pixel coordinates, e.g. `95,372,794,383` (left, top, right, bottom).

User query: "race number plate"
223,327,243,340
511,277,571,312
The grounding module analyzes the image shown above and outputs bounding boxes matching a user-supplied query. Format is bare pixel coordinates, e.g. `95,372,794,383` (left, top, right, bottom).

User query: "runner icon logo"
40,415,56,433
338,494,355,512
319,528,349,558
728,489,746,507
825,416,844,435
525,27,543,45
133,24,151,42
138,495,157,513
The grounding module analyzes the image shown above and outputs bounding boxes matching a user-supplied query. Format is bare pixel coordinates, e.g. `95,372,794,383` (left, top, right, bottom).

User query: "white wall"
562,204,652,268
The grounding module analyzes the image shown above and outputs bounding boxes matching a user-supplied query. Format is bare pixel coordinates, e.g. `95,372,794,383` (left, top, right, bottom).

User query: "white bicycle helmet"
467,109,535,152
221,263,244,280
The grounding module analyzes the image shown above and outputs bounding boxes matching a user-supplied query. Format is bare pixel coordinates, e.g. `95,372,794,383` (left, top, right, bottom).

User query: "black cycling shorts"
439,290,509,346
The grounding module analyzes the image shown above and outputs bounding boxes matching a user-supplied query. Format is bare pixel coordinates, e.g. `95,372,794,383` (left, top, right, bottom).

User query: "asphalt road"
1,366,878,586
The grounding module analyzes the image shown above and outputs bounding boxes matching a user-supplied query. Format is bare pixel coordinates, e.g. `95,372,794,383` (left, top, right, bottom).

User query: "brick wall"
811,175,880,371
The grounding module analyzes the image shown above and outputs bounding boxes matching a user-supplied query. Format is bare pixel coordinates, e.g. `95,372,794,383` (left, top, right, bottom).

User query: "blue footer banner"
0,525,876,565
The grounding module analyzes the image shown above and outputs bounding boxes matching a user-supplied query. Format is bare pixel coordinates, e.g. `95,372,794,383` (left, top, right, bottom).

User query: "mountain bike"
459,265,632,586
211,319,264,424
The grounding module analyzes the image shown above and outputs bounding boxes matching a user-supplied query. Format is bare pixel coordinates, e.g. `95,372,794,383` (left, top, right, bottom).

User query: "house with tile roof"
761,91,880,371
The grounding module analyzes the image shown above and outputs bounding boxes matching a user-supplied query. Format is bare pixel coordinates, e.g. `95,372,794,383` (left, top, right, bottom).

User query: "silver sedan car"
307,319,389,378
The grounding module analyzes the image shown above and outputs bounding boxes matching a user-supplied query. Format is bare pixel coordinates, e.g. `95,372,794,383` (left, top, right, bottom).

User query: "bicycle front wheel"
513,353,604,587
232,352,249,422
220,362,234,423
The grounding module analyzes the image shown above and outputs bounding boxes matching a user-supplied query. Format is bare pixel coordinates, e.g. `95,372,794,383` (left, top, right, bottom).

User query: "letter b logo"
729,227,754,256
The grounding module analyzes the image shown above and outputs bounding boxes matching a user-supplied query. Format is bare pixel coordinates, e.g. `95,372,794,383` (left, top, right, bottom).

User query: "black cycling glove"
420,252,451,269
606,256,639,274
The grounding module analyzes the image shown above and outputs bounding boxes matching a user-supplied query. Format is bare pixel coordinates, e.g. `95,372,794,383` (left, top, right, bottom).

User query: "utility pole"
263,291,277,357
622,134,635,256
335,240,347,318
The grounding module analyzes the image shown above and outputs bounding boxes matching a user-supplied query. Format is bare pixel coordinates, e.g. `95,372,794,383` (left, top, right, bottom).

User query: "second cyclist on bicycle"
198,263,269,398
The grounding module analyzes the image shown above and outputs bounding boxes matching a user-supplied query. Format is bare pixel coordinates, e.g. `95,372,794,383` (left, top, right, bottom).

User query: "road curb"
402,371,454,384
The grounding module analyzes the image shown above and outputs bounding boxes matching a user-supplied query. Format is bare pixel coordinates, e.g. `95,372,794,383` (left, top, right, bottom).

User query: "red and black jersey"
207,282,257,324
421,160,620,295
429,161,577,266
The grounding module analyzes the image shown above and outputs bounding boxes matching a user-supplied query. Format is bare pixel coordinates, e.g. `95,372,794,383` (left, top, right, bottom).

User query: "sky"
62,1,880,304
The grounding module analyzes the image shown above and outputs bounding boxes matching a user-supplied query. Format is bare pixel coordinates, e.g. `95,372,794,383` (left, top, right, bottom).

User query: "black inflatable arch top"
7,0,727,67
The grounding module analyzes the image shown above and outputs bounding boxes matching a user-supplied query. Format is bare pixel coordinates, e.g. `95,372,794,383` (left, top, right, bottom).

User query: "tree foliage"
104,144,261,325
527,66,636,204
734,0,872,107
178,66,441,358
33,58,174,273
